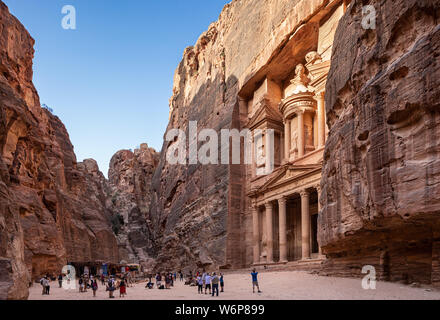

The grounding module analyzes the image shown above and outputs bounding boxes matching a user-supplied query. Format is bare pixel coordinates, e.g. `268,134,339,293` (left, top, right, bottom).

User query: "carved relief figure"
289,64,310,94
291,130,298,153
256,133,266,168
305,123,313,146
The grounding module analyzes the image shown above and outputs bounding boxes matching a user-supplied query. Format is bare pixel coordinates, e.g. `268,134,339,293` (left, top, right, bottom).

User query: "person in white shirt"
204,273,212,295
197,276,203,294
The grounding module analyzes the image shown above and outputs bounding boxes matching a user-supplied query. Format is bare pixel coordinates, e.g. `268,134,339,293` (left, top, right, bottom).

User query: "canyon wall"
320,0,440,285
107,144,159,270
0,2,119,299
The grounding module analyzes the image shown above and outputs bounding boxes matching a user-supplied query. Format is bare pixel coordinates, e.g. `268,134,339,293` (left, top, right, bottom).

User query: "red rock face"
320,0,440,285
0,2,119,299
107,144,159,270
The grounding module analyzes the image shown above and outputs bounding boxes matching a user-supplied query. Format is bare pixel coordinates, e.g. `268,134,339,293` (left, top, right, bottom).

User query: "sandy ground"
28,270,440,300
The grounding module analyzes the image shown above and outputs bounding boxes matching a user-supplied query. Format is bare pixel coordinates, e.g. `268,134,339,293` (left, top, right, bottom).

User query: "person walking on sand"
251,269,262,293
204,273,212,295
44,276,50,295
108,277,115,299
119,278,127,297
58,274,63,288
92,279,98,297
220,273,224,292
211,273,219,297
40,276,46,295
78,277,84,293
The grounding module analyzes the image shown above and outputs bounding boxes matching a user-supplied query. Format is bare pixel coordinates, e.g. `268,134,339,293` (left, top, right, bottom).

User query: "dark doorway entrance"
311,214,319,254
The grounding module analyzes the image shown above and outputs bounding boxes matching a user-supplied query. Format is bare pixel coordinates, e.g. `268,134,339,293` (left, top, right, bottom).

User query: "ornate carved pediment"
257,164,322,194
306,60,330,93
247,98,283,130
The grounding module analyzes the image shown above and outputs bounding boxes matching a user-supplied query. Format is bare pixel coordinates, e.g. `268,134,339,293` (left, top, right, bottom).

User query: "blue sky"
4,0,230,176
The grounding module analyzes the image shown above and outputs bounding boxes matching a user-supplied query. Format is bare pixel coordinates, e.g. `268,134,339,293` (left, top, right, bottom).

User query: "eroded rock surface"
107,144,159,270
320,0,440,285
0,2,118,299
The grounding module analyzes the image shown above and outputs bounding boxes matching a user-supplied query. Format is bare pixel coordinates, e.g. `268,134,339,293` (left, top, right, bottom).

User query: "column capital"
315,91,325,99
315,185,321,193
278,196,287,205
265,201,273,209
299,189,309,198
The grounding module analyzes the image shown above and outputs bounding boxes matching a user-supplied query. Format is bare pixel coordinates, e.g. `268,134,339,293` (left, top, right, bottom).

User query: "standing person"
92,280,98,297
108,277,115,299
44,276,51,295
201,271,207,290
58,274,63,288
179,271,184,282
119,278,126,298
101,274,105,286
211,273,219,297
40,276,46,295
251,269,262,293
204,273,212,295
78,277,84,293
196,275,203,294
156,273,162,288
220,273,224,292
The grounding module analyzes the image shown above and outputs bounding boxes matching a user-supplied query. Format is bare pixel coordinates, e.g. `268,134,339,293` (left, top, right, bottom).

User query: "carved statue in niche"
289,64,310,95
304,123,313,147
256,133,266,168
291,130,298,154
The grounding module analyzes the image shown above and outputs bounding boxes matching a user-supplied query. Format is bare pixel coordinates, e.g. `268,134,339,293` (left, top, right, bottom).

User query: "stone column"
300,190,311,260
297,111,305,158
265,202,274,263
284,119,291,162
317,92,326,148
316,185,322,255
252,205,260,264
278,197,288,263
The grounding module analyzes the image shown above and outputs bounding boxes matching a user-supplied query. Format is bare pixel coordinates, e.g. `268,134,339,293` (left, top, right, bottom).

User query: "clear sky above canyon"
4,0,230,176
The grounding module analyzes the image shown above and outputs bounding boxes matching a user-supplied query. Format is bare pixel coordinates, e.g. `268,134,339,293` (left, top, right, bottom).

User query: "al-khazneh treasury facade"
226,1,348,268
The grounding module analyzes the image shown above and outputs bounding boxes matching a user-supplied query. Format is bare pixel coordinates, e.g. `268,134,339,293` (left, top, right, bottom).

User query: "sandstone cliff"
107,144,159,270
320,0,440,285
0,2,119,299
152,0,336,271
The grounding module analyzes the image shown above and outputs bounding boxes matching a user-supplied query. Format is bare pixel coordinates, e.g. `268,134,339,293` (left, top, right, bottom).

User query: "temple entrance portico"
250,166,322,265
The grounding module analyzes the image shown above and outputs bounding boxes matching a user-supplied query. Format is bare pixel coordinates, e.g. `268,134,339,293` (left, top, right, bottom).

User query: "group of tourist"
38,271,133,298
145,272,177,289
195,272,224,297
78,275,100,297
37,267,263,298
105,275,128,298
39,275,51,295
